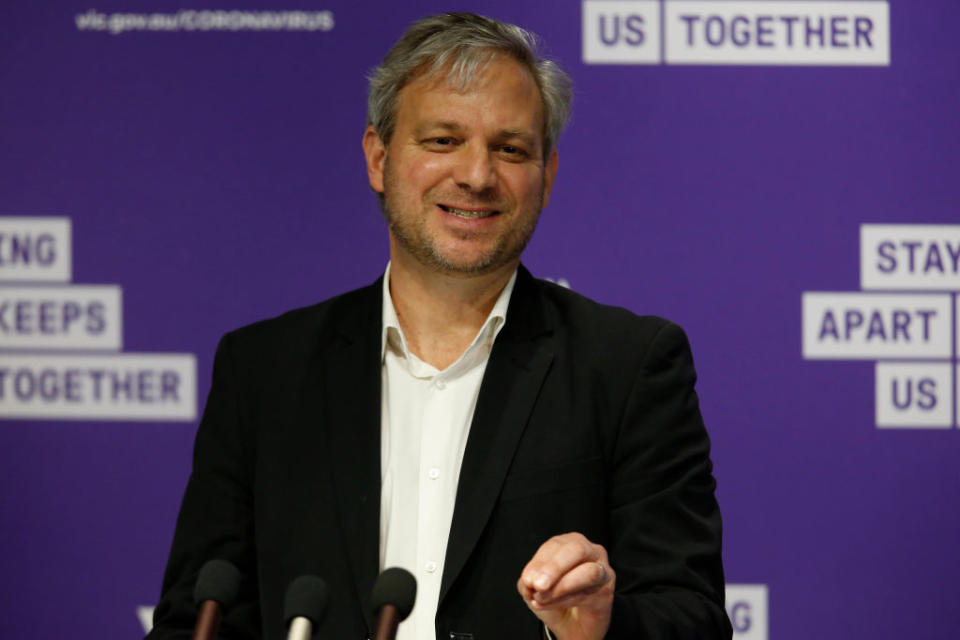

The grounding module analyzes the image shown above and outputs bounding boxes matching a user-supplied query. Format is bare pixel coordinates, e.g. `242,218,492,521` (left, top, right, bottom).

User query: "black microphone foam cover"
371,567,417,621
283,575,329,625
193,559,242,607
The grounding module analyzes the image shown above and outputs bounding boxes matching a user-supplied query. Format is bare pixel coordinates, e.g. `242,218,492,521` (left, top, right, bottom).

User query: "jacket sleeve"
605,321,732,639
146,332,261,639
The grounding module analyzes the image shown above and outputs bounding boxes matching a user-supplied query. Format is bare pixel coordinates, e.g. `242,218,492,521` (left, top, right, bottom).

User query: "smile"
438,205,499,219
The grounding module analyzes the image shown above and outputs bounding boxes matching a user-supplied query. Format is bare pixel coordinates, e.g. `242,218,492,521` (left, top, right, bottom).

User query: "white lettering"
582,1,661,64
725,584,768,640
0,286,122,350
860,224,960,291
0,354,196,421
802,292,952,359
875,363,953,428
664,1,890,66
0,217,72,282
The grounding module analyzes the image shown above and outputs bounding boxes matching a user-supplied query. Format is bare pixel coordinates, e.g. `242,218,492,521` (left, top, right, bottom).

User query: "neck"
388,248,516,370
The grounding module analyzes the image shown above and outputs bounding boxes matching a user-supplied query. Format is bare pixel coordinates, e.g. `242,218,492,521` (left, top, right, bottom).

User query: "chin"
428,251,503,275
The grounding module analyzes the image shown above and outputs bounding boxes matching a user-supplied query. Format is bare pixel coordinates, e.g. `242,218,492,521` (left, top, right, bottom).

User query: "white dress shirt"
379,263,516,640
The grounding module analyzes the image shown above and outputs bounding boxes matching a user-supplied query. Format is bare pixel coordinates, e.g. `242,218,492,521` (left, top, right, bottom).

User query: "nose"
452,142,497,193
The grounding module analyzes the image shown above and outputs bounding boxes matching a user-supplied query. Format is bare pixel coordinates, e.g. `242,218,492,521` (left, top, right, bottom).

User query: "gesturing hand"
517,532,615,640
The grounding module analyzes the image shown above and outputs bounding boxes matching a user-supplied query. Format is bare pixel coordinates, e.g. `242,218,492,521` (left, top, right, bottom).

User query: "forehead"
395,55,545,138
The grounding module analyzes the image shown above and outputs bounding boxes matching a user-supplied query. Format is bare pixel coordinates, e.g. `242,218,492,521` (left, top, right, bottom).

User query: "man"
149,13,731,640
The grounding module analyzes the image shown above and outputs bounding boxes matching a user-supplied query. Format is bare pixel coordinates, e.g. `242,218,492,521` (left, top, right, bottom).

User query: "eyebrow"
414,121,539,149
413,121,465,137
495,128,538,149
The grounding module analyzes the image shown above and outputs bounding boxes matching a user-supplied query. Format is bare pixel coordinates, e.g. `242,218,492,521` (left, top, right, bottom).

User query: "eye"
423,137,458,150
498,144,529,160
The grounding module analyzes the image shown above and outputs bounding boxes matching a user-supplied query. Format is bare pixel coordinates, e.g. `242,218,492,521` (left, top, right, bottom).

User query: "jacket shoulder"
535,278,681,351
218,280,380,365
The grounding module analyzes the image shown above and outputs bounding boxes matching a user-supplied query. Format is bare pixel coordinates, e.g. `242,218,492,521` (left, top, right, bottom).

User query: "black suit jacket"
149,267,731,639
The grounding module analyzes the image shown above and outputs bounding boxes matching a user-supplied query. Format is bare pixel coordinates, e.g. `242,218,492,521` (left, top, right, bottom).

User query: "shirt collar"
380,262,517,364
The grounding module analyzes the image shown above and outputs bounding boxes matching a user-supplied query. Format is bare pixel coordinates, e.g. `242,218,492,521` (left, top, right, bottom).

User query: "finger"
533,560,612,605
516,575,534,601
530,589,599,612
520,533,598,592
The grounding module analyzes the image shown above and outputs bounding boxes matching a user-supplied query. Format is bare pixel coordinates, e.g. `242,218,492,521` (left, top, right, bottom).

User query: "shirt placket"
415,371,454,639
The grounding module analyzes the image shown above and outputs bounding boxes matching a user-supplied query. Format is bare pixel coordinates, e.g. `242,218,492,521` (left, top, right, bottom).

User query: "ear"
540,148,559,208
362,126,386,193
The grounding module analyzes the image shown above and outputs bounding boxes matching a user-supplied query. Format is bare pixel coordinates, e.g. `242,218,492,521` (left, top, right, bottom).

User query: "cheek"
407,156,448,187
503,168,545,203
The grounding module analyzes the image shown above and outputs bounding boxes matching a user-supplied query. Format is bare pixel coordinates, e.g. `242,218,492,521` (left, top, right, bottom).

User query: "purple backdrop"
1,1,958,638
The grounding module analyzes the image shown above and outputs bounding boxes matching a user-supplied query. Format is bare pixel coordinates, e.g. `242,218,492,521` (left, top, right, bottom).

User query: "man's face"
363,55,558,276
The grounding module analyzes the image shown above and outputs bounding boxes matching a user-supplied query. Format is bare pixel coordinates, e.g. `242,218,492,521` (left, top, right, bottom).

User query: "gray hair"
367,13,573,157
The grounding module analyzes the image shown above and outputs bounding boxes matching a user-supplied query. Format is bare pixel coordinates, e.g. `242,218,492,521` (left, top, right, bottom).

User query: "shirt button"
425,561,438,573
428,468,440,480
435,379,446,390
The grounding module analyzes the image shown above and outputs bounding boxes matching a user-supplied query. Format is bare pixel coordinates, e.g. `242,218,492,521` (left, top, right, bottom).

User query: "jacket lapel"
310,281,383,630
439,267,554,604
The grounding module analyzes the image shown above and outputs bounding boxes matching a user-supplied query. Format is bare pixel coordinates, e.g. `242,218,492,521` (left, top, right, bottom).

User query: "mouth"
438,204,500,220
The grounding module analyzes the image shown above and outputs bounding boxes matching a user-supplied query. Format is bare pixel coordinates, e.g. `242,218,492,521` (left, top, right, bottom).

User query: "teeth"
444,206,496,219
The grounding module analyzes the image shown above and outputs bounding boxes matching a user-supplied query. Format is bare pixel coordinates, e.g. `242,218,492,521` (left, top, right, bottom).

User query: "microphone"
192,559,241,640
371,567,417,640
284,575,329,640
